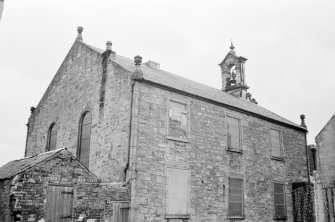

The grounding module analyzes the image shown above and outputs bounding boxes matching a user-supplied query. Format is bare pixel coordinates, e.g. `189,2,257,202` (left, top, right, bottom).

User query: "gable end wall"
26,42,133,182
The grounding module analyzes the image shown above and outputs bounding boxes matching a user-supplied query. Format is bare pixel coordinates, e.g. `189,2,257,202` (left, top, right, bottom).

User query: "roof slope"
83,41,304,130
0,148,93,180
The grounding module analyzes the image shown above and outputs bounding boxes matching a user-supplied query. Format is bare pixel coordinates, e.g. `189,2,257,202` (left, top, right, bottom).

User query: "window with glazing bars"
274,183,287,219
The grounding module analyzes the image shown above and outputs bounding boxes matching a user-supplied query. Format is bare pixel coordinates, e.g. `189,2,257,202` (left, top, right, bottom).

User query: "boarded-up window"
271,129,282,157
166,168,190,215
78,112,92,169
274,183,287,219
228,178,243,217
47,123,57,151
168,101,188,139
226,116,240,149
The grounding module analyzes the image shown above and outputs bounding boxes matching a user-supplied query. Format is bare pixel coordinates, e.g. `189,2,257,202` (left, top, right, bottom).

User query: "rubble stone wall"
0,179,11,222
2,152,130,222
316,114,335,185
25,41,132,182
130,81,308,222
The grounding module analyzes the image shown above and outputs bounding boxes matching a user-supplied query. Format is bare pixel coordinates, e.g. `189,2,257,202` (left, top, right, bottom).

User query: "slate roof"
83,41,305,131
0,148,77,180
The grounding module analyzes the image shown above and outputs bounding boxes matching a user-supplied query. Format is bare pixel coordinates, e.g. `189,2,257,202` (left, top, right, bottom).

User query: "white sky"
0,0,334,166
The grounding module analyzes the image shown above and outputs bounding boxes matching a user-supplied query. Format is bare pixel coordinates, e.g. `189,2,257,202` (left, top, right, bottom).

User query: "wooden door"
46,185,73,222
113,202,130,222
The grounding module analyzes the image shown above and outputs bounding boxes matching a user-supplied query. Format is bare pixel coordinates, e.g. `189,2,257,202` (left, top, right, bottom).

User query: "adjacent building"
313,114,335,222
0,148,130,221
21,27,309,221
0,0,3,22
315,114,335,185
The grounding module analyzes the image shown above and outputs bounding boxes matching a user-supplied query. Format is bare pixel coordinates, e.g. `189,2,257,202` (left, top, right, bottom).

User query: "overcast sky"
0,0,334,166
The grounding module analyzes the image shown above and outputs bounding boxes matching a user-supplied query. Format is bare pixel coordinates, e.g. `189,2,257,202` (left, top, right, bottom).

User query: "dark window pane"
229,178,242,189
274,183,286,217
47,124,57,151
229,193,243,203
170,101,186,111
82,124,91,135
168,102,187,139
227,135,232,148
120,208,129,222
79,112,91,168
82,113,92,124
227,117,240,149
229,203,243,216
271,129,281,157
274,183,284,193
275,204,286,217
274,194,284,204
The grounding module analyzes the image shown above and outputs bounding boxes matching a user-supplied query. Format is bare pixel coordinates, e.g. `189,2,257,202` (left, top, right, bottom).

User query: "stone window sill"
227,215,245,220
273,216,287,220
165,214,191,219
167,136,190,143
270,156,285,162
227,148,243,154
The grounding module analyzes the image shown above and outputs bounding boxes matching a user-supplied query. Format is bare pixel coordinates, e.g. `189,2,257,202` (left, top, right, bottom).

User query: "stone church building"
23,27,309,221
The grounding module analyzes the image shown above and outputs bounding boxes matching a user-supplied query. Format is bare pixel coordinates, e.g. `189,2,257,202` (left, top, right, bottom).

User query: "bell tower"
219,42,257,104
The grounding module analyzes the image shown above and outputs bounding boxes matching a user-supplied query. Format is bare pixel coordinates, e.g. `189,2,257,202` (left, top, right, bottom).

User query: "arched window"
78,111,92,168
46,123,57,151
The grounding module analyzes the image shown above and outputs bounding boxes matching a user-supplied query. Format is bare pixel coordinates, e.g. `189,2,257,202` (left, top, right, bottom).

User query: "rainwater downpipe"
124,80,136,182
301,114,311,184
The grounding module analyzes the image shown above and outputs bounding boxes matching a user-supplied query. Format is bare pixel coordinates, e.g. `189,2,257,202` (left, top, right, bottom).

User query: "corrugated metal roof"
83,41,304,130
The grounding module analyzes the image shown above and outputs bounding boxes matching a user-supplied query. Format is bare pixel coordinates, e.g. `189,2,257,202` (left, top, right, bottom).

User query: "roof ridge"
80,41,303,130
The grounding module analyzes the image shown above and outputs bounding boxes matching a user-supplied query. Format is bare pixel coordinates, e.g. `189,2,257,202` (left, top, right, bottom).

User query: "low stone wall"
74,182,131,221
0,179,11,222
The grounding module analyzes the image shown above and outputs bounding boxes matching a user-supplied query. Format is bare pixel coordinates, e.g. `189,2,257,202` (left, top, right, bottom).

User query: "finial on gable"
132,55,144,80
230,39,235,50
229,39,236,55
76,27,83,41
30,106,36,113
134,55,142,66
300,114,307,128
106,41,112,51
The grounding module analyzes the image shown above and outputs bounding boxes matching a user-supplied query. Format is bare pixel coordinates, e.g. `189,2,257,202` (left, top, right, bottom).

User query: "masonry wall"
4,151,130,222
26,41,132,182
74,182,131,221
129,82,307,222
316,114,335,185
0,179,11,222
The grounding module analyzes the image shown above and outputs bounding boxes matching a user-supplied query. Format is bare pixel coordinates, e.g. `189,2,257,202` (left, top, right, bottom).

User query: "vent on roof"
144,60,160,69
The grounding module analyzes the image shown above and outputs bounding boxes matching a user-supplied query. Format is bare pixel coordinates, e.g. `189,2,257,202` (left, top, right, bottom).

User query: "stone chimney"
300,114,307,129
103,41,116,60
76,27,83,41
144,60,160,69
